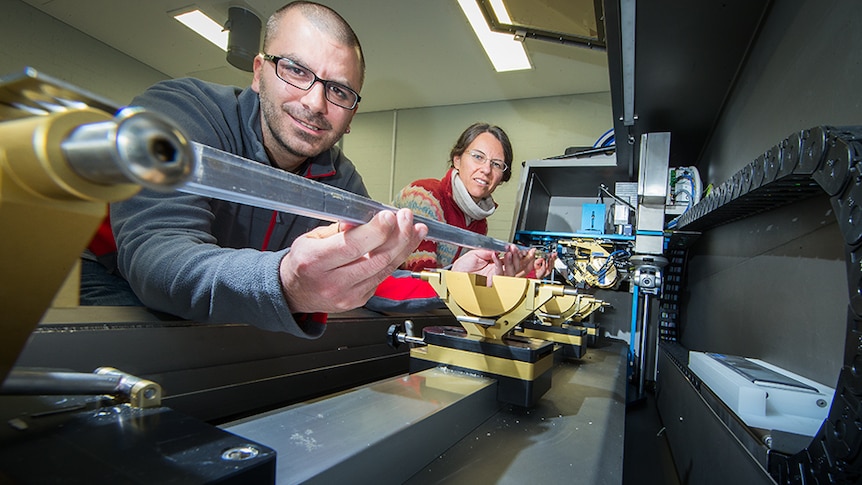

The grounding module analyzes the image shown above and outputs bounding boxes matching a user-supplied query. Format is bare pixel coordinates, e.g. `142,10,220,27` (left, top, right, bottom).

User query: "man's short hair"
264,1,366,86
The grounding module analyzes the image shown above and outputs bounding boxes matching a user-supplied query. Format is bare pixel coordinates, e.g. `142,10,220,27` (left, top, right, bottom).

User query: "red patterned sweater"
392,168,488,272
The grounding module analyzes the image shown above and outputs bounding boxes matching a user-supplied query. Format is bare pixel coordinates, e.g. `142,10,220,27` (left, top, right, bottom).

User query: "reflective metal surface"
223,367,500,484
224,340,627,484
406,340,627,484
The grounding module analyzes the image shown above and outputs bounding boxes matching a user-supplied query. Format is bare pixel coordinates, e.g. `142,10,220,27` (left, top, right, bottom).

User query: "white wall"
1,0,167,106
345,93,614,240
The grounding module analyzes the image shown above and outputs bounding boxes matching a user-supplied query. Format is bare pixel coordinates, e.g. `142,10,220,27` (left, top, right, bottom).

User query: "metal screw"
221,446,260,461
816,399,828,408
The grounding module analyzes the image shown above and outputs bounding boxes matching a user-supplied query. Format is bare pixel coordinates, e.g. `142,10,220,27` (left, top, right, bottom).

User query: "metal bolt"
221,446,260,461
816,399,828,408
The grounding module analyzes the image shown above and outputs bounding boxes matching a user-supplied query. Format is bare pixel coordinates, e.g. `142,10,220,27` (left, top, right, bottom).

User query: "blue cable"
593,128,615,148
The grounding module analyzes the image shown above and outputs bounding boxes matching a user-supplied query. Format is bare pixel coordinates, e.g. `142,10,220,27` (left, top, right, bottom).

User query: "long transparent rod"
180,143,515,253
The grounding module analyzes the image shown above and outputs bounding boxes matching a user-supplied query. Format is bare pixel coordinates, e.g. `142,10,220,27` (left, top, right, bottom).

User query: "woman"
368,123,549,314
393,122,514,272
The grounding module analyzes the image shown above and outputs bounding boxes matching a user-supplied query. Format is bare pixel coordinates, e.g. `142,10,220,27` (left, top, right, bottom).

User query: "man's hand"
279,209,428,313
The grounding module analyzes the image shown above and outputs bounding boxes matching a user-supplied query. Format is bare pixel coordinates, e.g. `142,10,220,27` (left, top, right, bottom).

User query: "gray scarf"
451,169,496,225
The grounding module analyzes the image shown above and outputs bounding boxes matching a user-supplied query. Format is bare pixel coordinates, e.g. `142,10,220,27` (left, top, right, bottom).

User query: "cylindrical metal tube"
0,370,122,395
62,107,193,191
456,315,497,327
396,333,426,346
226,6,262,72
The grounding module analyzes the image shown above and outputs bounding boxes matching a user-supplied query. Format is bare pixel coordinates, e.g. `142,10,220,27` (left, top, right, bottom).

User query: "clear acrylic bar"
183,143,515,252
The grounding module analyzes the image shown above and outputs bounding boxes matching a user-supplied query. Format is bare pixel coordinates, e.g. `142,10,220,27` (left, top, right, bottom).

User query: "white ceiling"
20,0,610,113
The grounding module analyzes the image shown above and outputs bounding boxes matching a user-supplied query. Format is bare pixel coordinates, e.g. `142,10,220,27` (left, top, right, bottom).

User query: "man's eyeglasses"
467,150,508,172
262,54,361,110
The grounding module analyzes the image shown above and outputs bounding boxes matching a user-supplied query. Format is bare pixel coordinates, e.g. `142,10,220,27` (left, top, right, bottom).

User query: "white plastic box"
688,351,834,436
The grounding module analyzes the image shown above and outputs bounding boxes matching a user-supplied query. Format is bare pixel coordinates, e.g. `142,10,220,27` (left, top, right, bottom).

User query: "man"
108,1,522,338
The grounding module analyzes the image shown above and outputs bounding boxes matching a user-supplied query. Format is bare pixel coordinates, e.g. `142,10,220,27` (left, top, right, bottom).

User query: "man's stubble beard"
258,78,345,164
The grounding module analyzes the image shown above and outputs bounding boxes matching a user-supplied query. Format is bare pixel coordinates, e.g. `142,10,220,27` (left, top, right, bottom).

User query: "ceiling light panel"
174,9,228,51
457,0,531,72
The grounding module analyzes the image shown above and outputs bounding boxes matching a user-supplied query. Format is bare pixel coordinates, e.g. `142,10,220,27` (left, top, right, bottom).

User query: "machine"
509,133,675,398
518,289,610,359
388,270,579,407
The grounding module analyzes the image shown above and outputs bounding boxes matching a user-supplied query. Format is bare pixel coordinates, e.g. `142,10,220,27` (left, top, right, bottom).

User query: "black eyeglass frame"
261,54,362,110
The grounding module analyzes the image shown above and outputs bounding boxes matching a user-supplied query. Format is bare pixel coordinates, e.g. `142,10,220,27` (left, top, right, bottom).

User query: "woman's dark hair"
448,122,513,182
